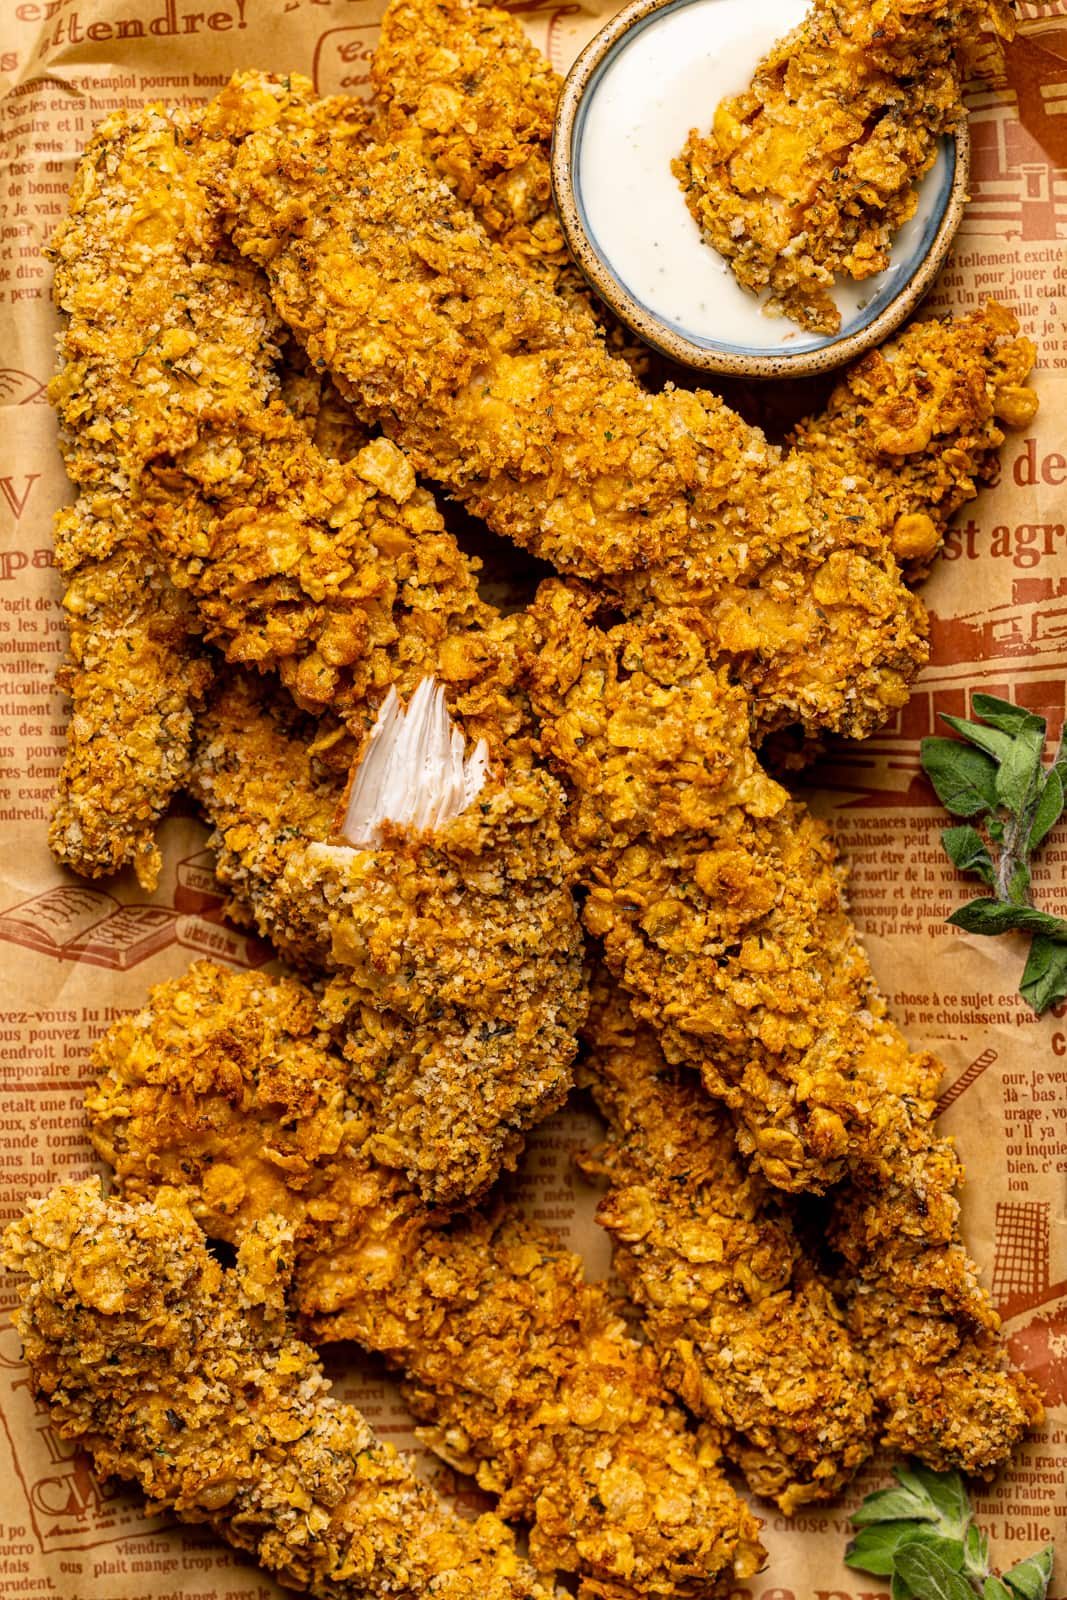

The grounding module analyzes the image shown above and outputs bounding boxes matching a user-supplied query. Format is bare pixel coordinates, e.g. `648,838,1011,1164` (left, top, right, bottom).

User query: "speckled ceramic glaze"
551,0,971,380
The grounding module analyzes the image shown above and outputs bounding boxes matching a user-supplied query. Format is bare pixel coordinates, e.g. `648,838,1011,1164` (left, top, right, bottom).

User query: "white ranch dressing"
575,0,948,352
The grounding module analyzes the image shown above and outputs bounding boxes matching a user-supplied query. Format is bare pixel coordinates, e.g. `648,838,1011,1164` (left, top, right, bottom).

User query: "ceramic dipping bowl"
550,0,970,380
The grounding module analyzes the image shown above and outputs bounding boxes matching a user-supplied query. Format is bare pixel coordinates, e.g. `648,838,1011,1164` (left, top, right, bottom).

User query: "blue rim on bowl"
550,0,971,380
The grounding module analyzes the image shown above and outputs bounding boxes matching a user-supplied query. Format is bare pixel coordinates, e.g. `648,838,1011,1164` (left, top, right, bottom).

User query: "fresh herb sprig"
846,1465,1055,1600
920,694,1067,1014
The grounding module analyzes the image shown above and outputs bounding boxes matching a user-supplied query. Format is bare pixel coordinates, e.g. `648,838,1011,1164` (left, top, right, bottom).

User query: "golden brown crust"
829,1128,1045,1475
85,962,766,1599
190,673,586,1206
371,0,563,276
580,974,876,1513
787,301,1039,578
213,74,1035,742
49,529,213,890
370,0,649,371
47,96,521,895
525,590,1040,1474
524,580,936,1190
675,0,1015,331
2,1180,547,1600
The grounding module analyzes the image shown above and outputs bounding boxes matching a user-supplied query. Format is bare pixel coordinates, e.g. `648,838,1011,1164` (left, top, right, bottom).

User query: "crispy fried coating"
86,962,766,1599
49,94,518,888
3,1180,546,1600
828,1126,1045,1475
213,74,1035,741
675,0,1014,332
191,673,586,1205
525,580,934,1190
49,524,213,889
371,0,565,283
579,974,875,1514
525,588,1041,1472
369,0,647,373
277,338,371,462
786,302,1038,577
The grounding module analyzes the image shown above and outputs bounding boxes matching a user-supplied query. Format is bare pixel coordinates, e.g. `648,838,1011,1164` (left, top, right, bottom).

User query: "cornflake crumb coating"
580,972,876,1514
675,0,1015,332
2,1179,549,1600
211,72,1035,742
47,92,518,896
191,672,586,1206
525,587,1041,1473
86,961,766,1600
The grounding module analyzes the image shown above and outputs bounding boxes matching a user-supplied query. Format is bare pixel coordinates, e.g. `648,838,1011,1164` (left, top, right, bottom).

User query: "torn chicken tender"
212,73,1035,741
49,92,519,899
2,1180,547,1600
86,962,766,1599
191,673,586,1205
340,677,490,846
580,973,876,1514
675,0,1015,332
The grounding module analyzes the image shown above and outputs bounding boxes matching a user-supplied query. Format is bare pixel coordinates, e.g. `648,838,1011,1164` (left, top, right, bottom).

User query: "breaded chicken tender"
525,580,924,1189
48,93,521,891
370,0,648,373
371,0,565,283
3,1180,548,1600
524,586,1040,1471
675,0,1015,332
213,73,1035,741
785,301,1038,577
829,1124,1045,1475
86,962,766,1599
579,974,875,1514
49,526,213,888
191,673,586,1205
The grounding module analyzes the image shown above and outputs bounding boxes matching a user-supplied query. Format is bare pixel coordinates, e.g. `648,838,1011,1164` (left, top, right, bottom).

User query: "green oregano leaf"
1003,1547,1055,1600
994,733,1045,817
849,1466,1056,1600
894,1544,976,1600
965,1524,991,1581
895,1467,970,1538
921,737,999,817
947,899,1067,939
941,825,995,885
970,694,1046,736
1028,768,1064,851
845,1523,927,1576
1020,934,1067,1015
852,1483,939,1527
939,714,1017,764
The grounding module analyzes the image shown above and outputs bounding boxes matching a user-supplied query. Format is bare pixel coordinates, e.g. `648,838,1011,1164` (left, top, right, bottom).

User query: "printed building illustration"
966,21,1067,240
994,1200,1067,1409
992,1200,1066,1322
